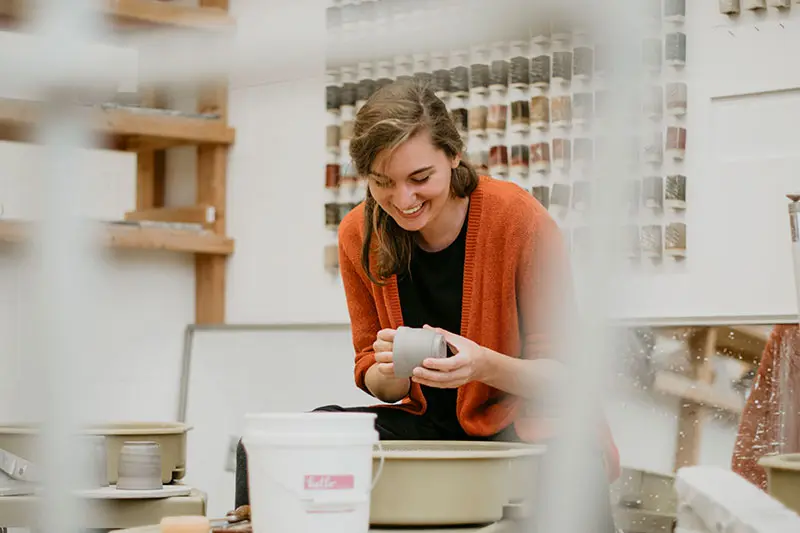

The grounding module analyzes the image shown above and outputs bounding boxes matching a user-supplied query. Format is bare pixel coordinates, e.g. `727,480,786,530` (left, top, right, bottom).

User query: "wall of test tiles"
720,0,792,15
323,0,689,271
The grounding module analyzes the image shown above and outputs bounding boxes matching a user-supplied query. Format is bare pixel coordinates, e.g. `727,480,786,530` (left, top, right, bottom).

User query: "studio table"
110,519,521,533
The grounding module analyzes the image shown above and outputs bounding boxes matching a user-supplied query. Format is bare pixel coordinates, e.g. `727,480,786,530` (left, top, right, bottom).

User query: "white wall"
0,0,779,497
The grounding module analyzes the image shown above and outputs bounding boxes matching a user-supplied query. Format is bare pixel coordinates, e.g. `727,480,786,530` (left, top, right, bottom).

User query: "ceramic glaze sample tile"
530,54,550,88
719,0,741,13
743,0,766,9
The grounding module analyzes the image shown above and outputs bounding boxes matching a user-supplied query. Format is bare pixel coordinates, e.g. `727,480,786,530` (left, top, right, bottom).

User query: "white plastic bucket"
242,412,380,533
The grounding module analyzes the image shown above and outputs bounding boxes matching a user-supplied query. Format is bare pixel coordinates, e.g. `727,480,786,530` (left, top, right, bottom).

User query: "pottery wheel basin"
369,440,544,526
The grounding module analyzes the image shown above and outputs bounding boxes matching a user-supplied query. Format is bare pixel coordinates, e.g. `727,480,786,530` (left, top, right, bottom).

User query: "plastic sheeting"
732,325,800,489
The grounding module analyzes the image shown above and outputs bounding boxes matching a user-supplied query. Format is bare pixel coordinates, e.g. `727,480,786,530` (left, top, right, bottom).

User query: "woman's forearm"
364,364,411,403
478,348,565,401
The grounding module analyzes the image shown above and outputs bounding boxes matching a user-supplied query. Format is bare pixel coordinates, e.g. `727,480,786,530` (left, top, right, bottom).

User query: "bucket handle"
371,441,385,490
251,440,386,509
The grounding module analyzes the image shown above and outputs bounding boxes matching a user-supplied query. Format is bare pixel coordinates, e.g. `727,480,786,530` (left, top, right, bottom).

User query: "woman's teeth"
401,204,423,215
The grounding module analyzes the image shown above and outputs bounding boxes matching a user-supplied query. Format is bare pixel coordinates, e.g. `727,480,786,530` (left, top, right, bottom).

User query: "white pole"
530,0,644,531
23,0,107,530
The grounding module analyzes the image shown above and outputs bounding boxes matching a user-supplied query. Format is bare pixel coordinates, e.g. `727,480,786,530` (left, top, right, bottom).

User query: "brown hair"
349,78,479,285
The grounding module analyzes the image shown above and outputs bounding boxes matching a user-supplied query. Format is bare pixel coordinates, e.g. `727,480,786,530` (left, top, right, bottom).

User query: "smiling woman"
350,80,479,282
235,79,620,532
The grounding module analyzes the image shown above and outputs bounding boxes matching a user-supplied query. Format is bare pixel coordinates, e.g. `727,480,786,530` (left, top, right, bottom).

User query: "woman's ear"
451,154,462,169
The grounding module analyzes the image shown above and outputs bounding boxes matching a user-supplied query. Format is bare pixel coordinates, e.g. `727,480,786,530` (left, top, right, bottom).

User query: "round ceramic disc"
76,484,192,500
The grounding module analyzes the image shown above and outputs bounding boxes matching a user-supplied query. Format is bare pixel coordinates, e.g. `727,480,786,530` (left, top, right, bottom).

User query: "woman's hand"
411,325,488,388
372,328,400,378
364,329,411,403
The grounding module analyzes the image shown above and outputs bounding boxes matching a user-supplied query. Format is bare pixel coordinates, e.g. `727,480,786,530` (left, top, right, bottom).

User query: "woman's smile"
397,201,427,218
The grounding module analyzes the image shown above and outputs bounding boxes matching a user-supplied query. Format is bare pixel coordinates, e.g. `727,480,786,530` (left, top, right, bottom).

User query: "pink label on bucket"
304,475,354,490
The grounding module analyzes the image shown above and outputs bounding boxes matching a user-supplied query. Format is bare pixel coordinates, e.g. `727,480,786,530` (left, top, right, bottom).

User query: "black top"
396,206,470,439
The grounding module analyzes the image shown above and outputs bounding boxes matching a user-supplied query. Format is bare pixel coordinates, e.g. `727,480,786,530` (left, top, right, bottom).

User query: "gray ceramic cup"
392,326,448,378
116,441,162,491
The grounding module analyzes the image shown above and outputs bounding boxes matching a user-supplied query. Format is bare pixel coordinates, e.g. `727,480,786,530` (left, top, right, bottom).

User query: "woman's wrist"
476,347,566,400
365,364,411,403
475,346,502,385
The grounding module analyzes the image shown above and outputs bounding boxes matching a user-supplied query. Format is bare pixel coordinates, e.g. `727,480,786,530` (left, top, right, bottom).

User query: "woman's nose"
394,184,417,209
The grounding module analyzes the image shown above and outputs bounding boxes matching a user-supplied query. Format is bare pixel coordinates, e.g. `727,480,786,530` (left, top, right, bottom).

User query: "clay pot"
117,441,162,490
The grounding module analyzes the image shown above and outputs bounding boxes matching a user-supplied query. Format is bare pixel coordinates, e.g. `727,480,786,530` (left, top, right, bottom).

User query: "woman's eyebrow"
407,165,434,177
370,165,434,179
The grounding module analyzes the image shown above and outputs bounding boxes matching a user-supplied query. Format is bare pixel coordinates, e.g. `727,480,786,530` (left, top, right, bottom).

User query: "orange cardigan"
338,175,620,480
732,324,800,489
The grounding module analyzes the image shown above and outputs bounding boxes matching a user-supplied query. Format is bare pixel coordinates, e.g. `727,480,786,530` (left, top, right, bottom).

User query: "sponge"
160,516,210,533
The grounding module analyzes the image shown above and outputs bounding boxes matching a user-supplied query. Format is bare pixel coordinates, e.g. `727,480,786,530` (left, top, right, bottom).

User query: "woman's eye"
412,175,430,184
371,178,392,188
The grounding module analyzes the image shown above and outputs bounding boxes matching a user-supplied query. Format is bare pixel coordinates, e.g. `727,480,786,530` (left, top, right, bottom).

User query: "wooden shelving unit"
654,371,745,415
0,98,235,150
0,0,234,31
0,0,235,324
652,325,770,472
0,220,234,255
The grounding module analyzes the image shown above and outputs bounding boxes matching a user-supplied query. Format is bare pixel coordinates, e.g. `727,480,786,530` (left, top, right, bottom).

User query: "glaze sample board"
609,7,800,325
321,0,800,325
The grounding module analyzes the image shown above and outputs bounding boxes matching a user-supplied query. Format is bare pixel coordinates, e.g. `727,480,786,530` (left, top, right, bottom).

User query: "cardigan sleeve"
732,324,800,489
515,204,575,362
338,212,382,396
514,201,621,481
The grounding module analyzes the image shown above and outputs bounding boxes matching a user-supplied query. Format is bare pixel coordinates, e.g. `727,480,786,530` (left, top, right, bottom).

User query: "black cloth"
395,206,470,439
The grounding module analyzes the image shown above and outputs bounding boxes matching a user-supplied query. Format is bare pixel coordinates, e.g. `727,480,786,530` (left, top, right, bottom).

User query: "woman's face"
367,131,460,233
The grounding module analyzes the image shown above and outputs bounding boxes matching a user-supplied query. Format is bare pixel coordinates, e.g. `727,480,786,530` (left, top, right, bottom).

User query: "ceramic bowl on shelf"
759,453,800,515
117,441,162,491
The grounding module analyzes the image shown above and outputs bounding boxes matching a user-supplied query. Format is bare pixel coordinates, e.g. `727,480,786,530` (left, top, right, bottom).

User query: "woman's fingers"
376,328,396,342
412,365,467,385
421,353,466,371
373,328,395,353
373,338,393,353
374,351,393,364
411,372,463,388
376,362,395,376
412,367,449,383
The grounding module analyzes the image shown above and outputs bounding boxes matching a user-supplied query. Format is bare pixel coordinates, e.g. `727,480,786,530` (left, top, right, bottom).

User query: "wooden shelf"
657,324,769,366
108,0,234,29
0,220,233,255
0,99,235,151
124,205,216,227
654,371,745,415
1,0,234,323
714,325,770,366
0,0,234,31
